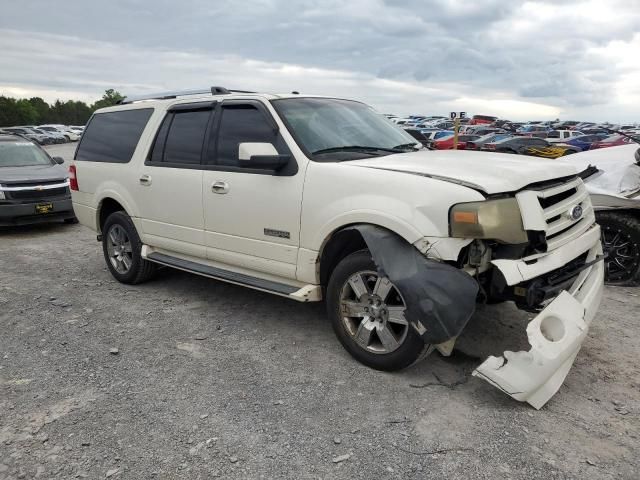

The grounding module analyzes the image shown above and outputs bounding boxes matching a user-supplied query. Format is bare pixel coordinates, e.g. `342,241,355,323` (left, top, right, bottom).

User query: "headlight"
449,197,528,244
0,188,5,200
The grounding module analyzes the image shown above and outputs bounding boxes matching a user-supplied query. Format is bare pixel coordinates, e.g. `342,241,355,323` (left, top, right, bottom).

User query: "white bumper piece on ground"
473,225,604,409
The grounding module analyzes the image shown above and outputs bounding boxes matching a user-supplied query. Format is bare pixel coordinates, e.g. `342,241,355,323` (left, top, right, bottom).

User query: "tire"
596,211,640,286
326,250,428,371
102,211,157,284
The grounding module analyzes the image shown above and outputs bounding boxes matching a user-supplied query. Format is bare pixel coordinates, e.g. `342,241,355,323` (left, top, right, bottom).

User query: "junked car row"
390,114,639,159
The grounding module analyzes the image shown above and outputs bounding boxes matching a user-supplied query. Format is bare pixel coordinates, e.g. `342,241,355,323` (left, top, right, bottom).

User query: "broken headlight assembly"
449,197,528,244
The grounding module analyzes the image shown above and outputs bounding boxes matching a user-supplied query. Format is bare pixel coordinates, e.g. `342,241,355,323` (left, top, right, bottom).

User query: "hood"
346,150,578,194
560,144,640,197
0,163,67,184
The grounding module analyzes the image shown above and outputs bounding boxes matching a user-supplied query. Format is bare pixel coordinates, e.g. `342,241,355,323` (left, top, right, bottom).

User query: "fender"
95,186,140,233
310,209,426,253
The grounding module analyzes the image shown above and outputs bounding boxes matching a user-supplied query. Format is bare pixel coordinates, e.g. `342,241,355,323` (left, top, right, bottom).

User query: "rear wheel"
326,250,429,371
102,211,157,284
597,211,640,285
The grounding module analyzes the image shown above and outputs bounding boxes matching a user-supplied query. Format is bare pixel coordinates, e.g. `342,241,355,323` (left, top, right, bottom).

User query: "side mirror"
52,156,65,165
238,142,290,171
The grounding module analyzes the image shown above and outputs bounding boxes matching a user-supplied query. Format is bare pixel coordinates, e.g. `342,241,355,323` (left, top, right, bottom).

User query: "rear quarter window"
75,108,153,163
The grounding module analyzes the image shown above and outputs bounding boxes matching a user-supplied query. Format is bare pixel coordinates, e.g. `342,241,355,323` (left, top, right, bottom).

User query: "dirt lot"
0,145,638,479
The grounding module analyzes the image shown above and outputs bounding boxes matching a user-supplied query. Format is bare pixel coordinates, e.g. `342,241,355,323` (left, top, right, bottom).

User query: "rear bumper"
473,225,604,409
0,198,74,226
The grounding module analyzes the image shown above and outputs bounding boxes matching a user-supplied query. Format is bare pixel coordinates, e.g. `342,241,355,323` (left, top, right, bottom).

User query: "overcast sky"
1,0,639,121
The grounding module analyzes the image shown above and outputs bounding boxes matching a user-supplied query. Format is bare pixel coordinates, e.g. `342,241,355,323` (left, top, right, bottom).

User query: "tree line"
0,89,124,127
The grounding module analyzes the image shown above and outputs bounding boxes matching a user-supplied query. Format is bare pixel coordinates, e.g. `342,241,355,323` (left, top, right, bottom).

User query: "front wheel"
597,211,640,285
102,211,157,284
326,250,429,371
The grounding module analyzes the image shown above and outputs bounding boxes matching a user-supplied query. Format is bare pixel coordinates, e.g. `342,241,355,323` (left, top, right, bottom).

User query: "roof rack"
119,86,256,104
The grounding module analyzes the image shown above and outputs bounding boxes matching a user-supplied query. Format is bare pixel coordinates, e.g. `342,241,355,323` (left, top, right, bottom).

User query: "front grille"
7,187,69,200
538,187,577,209
518,177,595,252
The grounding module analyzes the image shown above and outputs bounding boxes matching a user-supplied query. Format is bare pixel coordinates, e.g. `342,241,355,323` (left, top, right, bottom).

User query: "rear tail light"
68,165,79,191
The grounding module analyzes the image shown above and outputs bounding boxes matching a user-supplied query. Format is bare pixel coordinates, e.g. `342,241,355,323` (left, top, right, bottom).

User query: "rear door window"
75,109,153,163
164,110,211,164
148,107,213,166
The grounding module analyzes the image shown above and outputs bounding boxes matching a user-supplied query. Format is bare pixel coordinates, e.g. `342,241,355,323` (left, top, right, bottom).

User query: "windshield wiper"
392,143,420,151
311,145,404,155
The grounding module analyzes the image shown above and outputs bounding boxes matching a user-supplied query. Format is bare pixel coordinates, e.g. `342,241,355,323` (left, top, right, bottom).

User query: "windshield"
272,98,420,160
0,141,53,167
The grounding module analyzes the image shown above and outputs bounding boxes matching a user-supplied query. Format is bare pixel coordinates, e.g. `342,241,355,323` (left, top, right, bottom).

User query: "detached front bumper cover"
474,228,604,409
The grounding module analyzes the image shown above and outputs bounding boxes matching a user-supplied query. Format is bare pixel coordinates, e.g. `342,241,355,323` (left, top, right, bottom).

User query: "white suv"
70,87,604,408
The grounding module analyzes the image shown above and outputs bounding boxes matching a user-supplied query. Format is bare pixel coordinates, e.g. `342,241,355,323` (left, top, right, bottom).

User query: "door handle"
139,174,152,186
211,181,229,194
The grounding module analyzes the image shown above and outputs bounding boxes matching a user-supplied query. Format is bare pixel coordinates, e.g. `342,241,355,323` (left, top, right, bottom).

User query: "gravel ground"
0,145,638,479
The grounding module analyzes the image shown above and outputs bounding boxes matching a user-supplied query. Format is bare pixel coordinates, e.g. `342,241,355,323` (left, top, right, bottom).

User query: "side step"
146,252,299,296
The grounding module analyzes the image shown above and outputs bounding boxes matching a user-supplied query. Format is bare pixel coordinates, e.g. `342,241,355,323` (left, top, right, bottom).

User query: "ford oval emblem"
568,205,583,221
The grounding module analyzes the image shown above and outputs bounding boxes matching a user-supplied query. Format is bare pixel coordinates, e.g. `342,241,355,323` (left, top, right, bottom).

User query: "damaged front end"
350,175,604,409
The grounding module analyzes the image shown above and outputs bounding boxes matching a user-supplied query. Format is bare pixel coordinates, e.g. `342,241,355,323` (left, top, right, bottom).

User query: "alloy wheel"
339,270,409,354
106,224,133,274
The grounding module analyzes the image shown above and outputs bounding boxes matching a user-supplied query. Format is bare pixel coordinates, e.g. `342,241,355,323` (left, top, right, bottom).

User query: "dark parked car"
466,132,512,150
485,136,580,158
0,134,76,226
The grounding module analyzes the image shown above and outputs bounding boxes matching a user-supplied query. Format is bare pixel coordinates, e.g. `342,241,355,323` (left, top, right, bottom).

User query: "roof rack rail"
119,86,256,104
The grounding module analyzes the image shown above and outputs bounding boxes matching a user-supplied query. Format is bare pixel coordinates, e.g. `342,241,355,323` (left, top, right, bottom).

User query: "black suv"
0,134,76,226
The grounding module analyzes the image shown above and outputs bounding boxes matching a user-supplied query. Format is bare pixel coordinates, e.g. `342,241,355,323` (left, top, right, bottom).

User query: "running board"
145,251,320,301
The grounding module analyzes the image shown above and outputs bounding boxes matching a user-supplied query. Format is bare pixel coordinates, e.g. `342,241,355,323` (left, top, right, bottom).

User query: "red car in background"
590,135,636,149
432,134,480,150
468,114,498,125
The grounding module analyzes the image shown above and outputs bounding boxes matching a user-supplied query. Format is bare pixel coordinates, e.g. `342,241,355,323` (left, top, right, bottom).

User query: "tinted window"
164,110,210,164
213,105,285,167
529,138,548,146
149,114,172,164
76,109,152,163
149,109,212,165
